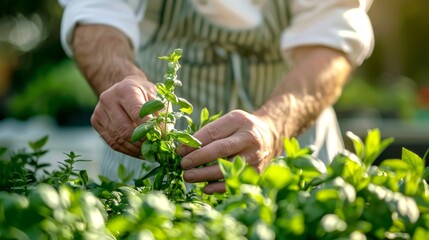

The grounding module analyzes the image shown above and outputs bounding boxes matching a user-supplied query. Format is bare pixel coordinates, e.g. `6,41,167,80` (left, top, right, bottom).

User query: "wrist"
72,24,146,96
253,108,285,156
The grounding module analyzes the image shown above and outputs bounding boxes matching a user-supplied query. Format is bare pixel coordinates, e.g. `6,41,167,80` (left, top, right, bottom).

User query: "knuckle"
110,143,121,151
244,129,263,148
117,124,134,139
106,138,120,150
217,139,235,156
228,110,247,123
90,114,99,128
130,105,142,121
98,92,111,106
116,79,134,93
206,125,221,141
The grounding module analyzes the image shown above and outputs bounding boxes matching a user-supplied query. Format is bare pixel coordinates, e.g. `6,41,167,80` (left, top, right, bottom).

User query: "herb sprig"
131,49,211,201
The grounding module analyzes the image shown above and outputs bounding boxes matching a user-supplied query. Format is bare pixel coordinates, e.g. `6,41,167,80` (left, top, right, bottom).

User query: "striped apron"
100,0,345,180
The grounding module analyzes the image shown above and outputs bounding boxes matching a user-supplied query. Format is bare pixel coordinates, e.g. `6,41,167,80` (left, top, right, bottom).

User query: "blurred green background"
0,0,97,125
0,0,428,159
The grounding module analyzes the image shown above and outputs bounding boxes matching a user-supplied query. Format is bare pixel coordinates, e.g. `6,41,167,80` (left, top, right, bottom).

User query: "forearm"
72,24,146,96
254,46,353,147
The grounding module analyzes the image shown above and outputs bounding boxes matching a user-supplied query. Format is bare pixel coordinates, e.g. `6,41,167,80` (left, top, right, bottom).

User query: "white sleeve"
58,0,147,57
281,0,374,66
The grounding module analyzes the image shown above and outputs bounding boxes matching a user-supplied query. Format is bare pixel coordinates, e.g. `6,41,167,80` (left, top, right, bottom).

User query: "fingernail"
184,171,195,182
181,158,193,169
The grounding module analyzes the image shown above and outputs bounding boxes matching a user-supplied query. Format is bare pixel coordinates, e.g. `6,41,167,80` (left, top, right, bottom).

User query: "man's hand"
90,76,157,157
178,46,353,195
178,110,282,194
72,25,157,156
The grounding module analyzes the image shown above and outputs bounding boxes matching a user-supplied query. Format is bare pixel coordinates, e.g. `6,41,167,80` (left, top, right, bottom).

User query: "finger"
204,181,226,194
93,119,141,157
92,102,141,156
180,131,252,169
177,113,239,156
103,99,137,137
183,164,223,183
117,82,155,124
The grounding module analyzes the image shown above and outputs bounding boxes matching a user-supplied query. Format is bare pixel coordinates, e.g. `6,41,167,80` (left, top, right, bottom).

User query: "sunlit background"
0,0,428,171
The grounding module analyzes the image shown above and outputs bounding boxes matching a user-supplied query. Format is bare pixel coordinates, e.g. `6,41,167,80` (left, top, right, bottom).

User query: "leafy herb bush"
1,49,429,240
130,49,220,201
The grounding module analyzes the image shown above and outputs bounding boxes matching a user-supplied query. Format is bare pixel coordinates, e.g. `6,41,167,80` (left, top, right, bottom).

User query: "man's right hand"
90,76,157,157
72,25,155,157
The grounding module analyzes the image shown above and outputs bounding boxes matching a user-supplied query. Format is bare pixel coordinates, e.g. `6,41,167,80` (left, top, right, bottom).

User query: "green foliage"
334,76,420,119
7,60,97,122
2,49,429,239
2,128,429,239
347,129,394,166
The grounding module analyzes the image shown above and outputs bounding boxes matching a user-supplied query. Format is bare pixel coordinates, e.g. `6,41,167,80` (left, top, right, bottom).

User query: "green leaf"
379,137,394,154
218,158,233,179
140,140,152,158
173,48,183,59
170,131,201,148
283,138,300,158
239,167,260,185
413,228,429,240
402,147,424,177
183,115,197,133
208,111,222,123
177,97,193,115
365,128,380,150
199,108,222,129
159,140,173,152
163,73,175,89
158,56,170,61
423,167,429,181
260,165,291,189
156,82,169,96
28,135,49,150
135,165,162,183
131,122,154,143
160,48,183,62
291,155,327,174
342,159,370,191
363,129,393,166
346,131,364,159
118,164,126,180
423,148,429,163
379,159,410,178
165,92,178,104
200,108,209,126
146,126,162,141
139,99,165,118
79,170,89,186
107,216,131,237
232,156,246,175
153,170,165,190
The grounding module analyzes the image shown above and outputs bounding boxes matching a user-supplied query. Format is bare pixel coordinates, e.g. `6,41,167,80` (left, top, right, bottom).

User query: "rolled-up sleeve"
58,0,146,57
281,0,374,66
